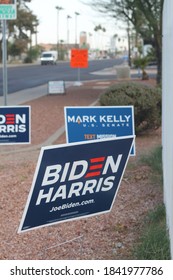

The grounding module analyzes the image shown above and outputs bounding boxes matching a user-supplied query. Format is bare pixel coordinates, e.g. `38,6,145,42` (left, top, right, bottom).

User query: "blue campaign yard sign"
64,106,135,155
18,136,134,232
0,106,31,144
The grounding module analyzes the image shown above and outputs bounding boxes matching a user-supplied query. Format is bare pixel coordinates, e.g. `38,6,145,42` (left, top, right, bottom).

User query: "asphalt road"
0,58,123,96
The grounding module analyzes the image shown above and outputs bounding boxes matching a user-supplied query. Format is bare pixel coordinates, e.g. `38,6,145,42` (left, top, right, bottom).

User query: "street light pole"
55,6,63,59
2,20,8,106
67,15,72,46
127,19,131,67
33,19,39,47
75,12,80,48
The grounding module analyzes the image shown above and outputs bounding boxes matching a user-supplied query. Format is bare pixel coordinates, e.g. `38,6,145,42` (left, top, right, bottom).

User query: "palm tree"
133,56,149,80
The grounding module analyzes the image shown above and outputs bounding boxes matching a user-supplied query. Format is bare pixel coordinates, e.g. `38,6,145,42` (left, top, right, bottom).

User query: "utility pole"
55,6,63,59
75,12,80,48
2,20,8,105
0,0,17,105
67,15,72,47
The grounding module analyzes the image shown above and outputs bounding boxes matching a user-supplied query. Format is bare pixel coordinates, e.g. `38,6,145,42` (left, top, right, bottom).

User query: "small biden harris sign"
0,106,31,144
19,136,134,232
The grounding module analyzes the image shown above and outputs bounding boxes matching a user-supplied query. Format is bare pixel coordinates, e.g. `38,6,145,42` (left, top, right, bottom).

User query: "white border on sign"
0,105,31,145
18,135,135,233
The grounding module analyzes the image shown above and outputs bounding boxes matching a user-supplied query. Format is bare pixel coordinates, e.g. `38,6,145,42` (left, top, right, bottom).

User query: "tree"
94,24,106,55
88,0,164,84
9,1,38,44
0,0,39,61
133,56,149,80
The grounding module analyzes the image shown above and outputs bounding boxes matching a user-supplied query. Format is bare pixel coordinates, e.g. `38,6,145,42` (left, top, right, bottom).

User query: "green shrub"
140,146,163,185
132,146,170,260
100,82,161,134
133,204,170,260
24,47,40,64
133,57,149,80
140,146,162,175
24,56,33,63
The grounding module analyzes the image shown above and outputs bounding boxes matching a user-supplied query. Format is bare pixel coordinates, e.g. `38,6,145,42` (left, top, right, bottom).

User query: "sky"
28,0,122,49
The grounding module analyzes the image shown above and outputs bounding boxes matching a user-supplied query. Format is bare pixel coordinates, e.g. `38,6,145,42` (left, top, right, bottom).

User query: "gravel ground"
0,80,162,260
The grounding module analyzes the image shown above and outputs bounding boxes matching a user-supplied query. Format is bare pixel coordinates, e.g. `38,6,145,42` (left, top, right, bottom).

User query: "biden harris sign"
19,136,134,232
0,106,31,144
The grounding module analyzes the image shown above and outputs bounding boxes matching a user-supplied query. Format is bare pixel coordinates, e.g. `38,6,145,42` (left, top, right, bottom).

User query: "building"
79,31,89,49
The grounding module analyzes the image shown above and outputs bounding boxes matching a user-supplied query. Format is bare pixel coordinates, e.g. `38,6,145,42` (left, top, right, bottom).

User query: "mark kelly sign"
65,106,135,155
0,106,31,144
18,136,134,232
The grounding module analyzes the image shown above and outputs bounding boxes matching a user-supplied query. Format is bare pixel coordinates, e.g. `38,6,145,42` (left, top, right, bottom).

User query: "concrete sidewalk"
0,81,74,106
0,84,47,106
91,65,157,76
